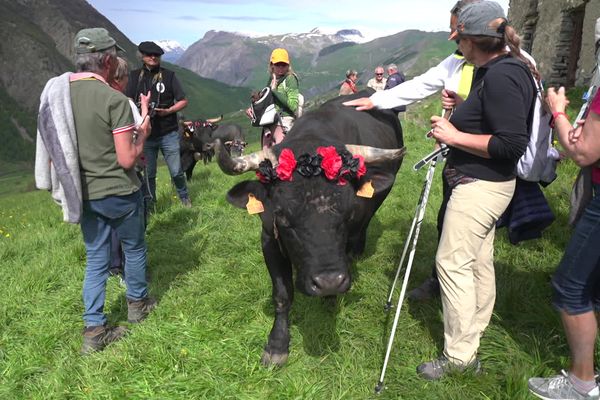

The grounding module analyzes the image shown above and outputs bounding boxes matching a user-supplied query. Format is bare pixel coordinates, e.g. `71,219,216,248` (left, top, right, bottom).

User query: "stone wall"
509,0,600,87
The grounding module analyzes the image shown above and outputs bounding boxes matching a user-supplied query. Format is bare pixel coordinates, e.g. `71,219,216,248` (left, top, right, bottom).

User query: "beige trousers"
435,178,515,366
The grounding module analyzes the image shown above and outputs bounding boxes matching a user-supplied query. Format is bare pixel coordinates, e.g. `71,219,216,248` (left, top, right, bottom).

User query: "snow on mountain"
155,40,186,62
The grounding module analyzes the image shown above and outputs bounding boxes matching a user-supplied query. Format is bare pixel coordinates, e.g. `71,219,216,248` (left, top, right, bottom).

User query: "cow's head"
218,142,405,296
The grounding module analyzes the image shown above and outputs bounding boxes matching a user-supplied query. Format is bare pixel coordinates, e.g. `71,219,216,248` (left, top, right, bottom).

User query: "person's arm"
431,64,532,160
113,93,149,169
272,75,299,113
344,53,458,110
547,87,600,166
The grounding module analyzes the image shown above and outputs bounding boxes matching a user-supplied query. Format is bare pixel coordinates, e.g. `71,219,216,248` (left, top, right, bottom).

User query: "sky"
86,0,510,48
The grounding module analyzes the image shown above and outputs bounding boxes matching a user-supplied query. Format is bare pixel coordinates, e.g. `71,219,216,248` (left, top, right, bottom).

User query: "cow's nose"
310,272,350,296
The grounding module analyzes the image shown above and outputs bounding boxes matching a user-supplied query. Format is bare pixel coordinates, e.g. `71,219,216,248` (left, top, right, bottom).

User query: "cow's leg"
261,232,293,367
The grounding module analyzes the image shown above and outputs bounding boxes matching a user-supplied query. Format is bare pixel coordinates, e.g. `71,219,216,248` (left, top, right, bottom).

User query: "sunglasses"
375,73,384,76
143,53,161,58
273,62,288,67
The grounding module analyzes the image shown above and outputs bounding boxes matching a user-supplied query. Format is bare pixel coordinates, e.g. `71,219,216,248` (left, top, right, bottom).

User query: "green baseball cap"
74,27,125,54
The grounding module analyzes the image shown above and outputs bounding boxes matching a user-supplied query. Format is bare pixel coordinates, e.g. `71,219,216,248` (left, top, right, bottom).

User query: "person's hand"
270,73,278,90
343,97,374,111
245,107,254,119
569,119,585,143
153,108,171,117
140,91,151,114
430,115,459,145
546,87,569,113
441,89,462,110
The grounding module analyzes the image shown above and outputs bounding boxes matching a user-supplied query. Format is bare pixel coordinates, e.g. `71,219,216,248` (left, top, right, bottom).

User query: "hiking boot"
81,325,128,355
408,276,440,301
127,297,157,323
181,198,192,208
529,370,600,399
417,355,481,380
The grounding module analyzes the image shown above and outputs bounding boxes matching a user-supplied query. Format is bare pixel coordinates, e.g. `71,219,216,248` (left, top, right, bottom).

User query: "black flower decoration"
256,159,278,183
296,153,323,177
339,150,360,179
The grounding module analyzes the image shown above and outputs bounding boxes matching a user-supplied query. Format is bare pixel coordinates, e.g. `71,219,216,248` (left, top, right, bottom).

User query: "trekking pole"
376,109,451,394
375,153,441,394
384,109,452,310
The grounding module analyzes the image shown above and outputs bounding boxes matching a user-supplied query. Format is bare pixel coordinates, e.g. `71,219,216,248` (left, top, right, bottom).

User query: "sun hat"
74,28,124,54
449,1,506,40
270,48,290,64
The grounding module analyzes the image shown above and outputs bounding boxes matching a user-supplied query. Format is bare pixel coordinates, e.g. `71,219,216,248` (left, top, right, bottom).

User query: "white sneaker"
528,370,600,399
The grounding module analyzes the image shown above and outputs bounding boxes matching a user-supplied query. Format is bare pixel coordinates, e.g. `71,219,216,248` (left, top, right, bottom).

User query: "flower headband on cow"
256,146,366,186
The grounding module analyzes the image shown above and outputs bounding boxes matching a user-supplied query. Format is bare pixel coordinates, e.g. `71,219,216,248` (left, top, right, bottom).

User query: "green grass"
0,95,591,399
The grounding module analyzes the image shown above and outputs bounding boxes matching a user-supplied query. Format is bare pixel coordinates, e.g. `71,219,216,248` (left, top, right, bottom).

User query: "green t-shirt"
70,77,140,200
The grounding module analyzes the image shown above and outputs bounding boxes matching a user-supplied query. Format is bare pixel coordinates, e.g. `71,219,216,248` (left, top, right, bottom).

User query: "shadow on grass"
106,194,206,324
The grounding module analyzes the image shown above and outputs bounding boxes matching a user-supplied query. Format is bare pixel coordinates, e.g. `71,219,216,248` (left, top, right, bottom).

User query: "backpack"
516,77,559,185
250,87,278,127
495,57,559,184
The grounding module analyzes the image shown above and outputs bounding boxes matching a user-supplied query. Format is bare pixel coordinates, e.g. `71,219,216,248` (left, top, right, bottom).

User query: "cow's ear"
226,180,267,209
365,170,396,195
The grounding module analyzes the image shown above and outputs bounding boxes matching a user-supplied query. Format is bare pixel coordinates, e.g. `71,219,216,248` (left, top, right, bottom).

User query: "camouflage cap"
74,27,124,54
450,1,506,40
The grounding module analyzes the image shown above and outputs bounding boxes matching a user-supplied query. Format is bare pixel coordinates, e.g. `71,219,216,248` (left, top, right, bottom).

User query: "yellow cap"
270,48,290,64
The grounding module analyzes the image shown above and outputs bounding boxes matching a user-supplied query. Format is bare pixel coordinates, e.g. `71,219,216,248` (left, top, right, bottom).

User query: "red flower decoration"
355,155,366,179
317,146,342,180
276,148,297,181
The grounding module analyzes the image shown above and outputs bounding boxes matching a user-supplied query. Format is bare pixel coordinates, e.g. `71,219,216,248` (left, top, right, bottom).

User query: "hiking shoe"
81,325,128,355
127,297,157,323
417,355,481,380
529,370,600,399
408,276,440,301
181,198,192,208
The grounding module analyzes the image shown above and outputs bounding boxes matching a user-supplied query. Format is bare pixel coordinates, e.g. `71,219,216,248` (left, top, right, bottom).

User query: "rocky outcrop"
509,0,600,87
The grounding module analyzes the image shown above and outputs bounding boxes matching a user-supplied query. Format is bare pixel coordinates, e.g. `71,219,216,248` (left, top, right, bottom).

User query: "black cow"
216,91,405,366
180,118,246,181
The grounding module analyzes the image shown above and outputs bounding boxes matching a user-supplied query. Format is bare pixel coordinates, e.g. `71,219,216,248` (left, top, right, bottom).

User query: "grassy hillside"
0,94,588,399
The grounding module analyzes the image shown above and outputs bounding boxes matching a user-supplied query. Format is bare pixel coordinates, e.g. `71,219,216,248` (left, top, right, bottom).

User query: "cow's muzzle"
306,271,350,297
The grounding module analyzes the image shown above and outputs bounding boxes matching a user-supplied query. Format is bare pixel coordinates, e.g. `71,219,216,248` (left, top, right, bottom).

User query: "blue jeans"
143,130,188,201
80,191,148,327
552,184,600,315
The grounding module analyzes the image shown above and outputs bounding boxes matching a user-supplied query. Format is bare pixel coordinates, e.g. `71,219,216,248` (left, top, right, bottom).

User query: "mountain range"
0,0,248,170
176,28,455,98
0,0,454,171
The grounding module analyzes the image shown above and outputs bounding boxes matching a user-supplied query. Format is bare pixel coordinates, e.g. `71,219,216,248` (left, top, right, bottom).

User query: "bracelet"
550,111,568,128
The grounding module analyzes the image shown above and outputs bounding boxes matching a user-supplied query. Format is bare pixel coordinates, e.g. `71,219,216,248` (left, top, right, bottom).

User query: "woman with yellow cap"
247,48,300,149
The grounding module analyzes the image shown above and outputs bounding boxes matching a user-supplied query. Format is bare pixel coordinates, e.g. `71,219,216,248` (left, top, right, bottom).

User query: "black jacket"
125,66,186,138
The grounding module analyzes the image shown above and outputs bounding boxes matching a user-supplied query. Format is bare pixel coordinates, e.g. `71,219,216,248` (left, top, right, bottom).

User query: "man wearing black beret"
125,41,191,209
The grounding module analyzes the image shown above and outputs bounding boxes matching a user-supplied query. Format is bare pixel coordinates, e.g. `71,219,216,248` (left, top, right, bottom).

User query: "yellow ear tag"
246,194,264,214
357,180,375,198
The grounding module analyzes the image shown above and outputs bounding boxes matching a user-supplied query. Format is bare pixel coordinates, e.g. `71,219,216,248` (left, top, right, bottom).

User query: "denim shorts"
552,184,600,315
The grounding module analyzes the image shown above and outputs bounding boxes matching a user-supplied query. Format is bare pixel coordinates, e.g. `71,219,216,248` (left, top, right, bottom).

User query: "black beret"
138,41,164,55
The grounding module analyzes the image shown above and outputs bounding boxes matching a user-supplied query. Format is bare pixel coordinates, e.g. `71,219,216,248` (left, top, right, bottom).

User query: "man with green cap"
36,27,156,354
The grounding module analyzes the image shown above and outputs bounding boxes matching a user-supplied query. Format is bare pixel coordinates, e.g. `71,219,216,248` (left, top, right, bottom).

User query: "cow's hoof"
261,351,288,367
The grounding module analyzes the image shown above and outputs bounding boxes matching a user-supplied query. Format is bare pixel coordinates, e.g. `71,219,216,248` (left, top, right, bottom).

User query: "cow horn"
216,139,277,175
345,144,407,164
206,115,223,124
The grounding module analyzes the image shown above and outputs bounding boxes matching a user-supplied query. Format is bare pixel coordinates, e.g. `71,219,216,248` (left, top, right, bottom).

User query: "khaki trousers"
435,178,515,366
